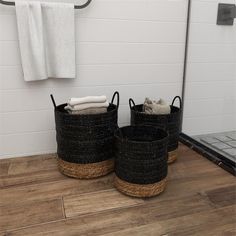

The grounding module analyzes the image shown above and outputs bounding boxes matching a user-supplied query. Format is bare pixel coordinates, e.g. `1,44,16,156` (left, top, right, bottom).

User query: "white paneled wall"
0,0,187,158
182,0,236,136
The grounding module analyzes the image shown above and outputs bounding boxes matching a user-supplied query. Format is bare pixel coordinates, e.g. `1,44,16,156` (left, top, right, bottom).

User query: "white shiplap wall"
0,0,188,158
182,0,236,136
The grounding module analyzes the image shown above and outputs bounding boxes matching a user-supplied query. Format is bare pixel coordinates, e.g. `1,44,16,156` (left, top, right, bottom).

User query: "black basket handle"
50,94,57,109
129,98,136,110
171,96,182,109
111,91,120,109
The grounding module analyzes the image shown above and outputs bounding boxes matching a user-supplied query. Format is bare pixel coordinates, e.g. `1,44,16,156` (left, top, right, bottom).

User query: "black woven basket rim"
130,104,181,117
55,103,118,118
115,125,169,145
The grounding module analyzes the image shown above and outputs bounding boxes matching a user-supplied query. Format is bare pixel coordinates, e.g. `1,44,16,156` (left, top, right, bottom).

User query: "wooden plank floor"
0,144,235,236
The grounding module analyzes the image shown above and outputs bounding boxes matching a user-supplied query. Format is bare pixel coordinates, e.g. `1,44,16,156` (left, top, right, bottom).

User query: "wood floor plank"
0,143,235,235
169,144,231,181
0,174,114,206
177,143,205,162
0,154,67,188
0,153,58,188
0,169,65,189
168,157,221,180
155,170,234,202
0,198,64,232
204,185,236,208
0,162,234,207
101,205,236,236
4,154,57,175
63,189,144,218
5,193,213,236
188,223,236,236
0,162,10,177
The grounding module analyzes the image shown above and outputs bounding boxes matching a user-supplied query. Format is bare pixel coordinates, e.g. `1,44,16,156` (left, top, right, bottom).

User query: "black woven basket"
51,91,119,178
114,125,168,197
129,96,182,164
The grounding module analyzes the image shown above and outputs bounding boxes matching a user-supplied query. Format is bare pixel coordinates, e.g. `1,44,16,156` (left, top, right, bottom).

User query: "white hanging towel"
15,1,75,82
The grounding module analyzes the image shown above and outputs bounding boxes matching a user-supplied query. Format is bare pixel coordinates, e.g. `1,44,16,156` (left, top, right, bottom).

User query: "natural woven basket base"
57,158,114,179
168,149,178,164
114,175,167,198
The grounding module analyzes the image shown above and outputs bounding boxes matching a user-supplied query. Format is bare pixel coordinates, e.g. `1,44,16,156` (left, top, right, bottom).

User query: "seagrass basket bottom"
168,149,178,164
114,175,167,198
57,158,114,179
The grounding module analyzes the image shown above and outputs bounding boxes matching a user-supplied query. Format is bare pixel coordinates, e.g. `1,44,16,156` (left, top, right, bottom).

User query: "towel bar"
0,0,92,9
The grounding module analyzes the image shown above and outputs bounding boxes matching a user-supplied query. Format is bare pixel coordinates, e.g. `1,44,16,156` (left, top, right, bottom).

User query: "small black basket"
129,96,182,164
51,91,119,178
114,125,168,197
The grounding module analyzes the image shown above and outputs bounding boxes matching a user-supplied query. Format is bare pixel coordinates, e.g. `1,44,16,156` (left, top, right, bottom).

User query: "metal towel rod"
0,0,92,9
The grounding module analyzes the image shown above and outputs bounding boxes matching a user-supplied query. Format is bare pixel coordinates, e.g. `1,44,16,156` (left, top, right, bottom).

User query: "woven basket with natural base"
114,175,167,198
52,91,119,179
168,149,178,164
57,158,114,179
114,126,168,198
129,96,182,163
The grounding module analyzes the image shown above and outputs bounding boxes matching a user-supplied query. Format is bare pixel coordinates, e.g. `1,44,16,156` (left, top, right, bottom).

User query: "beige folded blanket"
68,107,107,115
143,98,170,115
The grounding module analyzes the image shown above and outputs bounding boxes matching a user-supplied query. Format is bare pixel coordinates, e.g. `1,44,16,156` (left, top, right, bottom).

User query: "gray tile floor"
194,131,236,163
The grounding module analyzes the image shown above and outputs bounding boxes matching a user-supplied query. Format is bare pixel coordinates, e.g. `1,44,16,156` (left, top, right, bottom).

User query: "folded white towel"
144,98,170,115
68,96,107,106
15,1,75,81
65,101,109,111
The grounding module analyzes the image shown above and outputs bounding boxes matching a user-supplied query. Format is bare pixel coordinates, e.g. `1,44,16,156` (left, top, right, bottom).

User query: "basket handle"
171,96,182,109
111,91,120,109
129,98,136,110
50,94,57,109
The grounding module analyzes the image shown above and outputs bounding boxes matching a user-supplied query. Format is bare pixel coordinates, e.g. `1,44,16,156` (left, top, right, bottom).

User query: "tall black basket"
114,125,168,198
129,96,182,164
51,91,119,178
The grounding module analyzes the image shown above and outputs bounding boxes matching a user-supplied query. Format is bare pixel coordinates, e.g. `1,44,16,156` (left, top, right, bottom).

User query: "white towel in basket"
65,101,109,112
68,95,107,106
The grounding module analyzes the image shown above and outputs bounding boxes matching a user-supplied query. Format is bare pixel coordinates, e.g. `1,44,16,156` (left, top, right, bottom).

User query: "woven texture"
114,175,167,198
57,158,114,179
114,126,168,188
168,149,178,164
130,96,182,154
53,92,119,178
